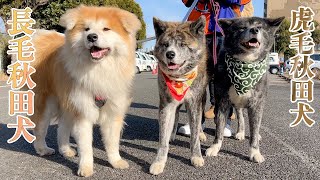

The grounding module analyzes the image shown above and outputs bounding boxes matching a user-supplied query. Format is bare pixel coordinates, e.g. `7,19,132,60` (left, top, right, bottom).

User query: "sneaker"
178,124,191,135
230,113,236,120
178,123,206,136
224,122,232,137
205,106,215,119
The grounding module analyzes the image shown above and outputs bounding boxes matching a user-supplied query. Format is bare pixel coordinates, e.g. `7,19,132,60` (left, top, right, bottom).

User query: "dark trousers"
201,33,233,124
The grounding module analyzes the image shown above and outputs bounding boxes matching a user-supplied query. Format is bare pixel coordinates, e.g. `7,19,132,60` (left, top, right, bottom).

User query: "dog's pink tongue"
249,42,259,47
168,63,180,70
91,49,109,59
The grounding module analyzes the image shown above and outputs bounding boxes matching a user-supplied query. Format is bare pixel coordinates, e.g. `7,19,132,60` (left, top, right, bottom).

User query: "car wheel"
136,66,140,74
270,67,278,74
147,66,152,71
312,68,320,80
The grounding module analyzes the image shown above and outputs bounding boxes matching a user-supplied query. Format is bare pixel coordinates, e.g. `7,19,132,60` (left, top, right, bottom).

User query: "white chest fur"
228,86,253,108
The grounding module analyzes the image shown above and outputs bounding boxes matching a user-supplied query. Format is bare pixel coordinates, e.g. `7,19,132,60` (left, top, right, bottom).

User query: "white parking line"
0,85,10,88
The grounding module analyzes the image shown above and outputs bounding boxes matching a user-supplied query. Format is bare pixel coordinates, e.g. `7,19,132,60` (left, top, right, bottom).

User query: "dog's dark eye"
85,27,90,31
103,27,110,31
181,43,186,47
257,26,262,29
163,43,169,47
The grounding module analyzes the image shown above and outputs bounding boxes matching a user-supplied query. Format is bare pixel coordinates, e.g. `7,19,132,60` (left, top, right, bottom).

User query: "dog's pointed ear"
218,18,234,32
190,16,205,36
119,10,142,36
153,17,167,38
60,5,83,30
264,16,285,34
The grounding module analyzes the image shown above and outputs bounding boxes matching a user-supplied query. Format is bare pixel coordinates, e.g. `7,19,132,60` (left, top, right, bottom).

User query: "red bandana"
162,68,198,101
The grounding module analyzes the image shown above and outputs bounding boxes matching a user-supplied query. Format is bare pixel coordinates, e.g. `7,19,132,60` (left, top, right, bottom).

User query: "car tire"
270,67,279,74
136,66,140,74
147,66,152,71
312,68,320,80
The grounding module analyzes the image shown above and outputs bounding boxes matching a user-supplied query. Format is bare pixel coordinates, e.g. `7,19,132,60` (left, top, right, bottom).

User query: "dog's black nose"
250,27,259,34
87,33,98,42
166,51,175,59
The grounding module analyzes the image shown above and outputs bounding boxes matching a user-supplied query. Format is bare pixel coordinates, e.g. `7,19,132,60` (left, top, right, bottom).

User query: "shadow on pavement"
0,112,219,175
122,114,159,141
130,102,158,110
129,102,187,113
201,143,251,162
0,123,79,175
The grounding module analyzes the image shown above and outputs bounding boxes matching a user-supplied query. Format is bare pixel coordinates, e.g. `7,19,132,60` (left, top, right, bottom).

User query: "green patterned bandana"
226,54,268,95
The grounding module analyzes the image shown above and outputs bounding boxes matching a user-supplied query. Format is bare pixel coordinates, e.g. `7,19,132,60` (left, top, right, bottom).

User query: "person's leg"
205,33,216,119
217,34,234,137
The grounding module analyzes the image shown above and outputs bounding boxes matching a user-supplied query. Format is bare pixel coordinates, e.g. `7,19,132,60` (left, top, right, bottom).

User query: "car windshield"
269,57,275,62
311,54,320,61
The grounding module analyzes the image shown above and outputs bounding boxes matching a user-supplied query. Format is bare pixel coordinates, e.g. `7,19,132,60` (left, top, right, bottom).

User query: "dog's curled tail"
31,29,65,67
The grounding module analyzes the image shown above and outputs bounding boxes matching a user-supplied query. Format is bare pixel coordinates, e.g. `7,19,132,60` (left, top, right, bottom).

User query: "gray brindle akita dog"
150,16,208,175
205,17,285,163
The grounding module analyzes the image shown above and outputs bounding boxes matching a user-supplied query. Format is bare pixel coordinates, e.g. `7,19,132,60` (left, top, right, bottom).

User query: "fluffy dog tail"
31,29,65,67
27,30,65,126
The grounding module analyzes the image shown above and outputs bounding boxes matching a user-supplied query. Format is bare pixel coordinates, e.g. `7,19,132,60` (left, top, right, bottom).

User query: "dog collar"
95,96,106,108
225,54,268,95
162,67,198,101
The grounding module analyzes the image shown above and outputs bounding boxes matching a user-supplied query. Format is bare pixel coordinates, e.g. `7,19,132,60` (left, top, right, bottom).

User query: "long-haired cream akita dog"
150,16,208,175
30,5,141,177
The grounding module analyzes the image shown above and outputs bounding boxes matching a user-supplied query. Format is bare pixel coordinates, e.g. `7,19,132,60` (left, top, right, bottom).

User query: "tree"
275,19,320,59
275,19,295,58
312,21,320,45
0,0,146,48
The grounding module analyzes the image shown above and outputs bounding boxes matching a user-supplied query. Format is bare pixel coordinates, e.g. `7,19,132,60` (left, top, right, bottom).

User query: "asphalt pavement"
0,73,319,180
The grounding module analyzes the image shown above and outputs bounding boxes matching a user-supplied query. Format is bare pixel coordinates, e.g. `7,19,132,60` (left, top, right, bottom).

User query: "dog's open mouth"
242,38,260,49
90,46,111,59
167,62,181,70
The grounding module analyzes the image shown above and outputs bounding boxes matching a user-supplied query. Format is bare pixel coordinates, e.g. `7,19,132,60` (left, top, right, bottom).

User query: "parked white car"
135,52,145,74
269,52,280,74
146,54,158,70
310,54,320,79
136,52,154,71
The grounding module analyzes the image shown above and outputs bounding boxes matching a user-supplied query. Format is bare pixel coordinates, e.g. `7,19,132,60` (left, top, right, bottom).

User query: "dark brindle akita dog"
205,17,285,163
150,16,208,175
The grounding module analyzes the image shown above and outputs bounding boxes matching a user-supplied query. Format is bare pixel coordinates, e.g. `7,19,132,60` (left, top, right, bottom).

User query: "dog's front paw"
111,159,129,169
59,147,77,158
149,161,165,175
77,164,94,177
35,147,55,156
205,144,221,157
235,132,245,141
191,156,204,167
249,148,265,163
199,132,207,142
250,153,265,163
